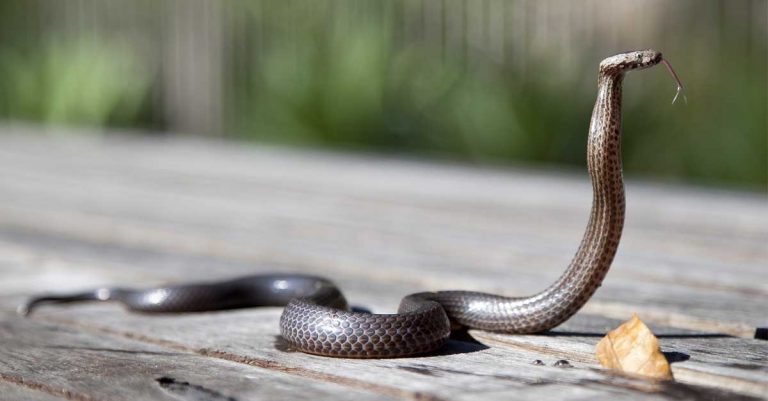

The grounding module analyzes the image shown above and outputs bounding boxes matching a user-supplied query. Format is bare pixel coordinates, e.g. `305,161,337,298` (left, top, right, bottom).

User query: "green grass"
0,36,151,127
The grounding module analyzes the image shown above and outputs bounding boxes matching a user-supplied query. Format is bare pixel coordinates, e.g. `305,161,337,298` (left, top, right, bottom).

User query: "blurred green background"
0,0,765,190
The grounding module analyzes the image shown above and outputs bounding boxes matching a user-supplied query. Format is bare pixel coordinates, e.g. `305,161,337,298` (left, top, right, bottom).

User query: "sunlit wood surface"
0,125,765,400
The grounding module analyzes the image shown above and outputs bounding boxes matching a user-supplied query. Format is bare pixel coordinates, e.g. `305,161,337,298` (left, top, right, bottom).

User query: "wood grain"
0,314,401,401
0,381,68,401
1,233,765,400
0,125,765,400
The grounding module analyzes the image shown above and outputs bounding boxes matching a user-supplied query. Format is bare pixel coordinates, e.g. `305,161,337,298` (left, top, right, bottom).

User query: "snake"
20,50,683,358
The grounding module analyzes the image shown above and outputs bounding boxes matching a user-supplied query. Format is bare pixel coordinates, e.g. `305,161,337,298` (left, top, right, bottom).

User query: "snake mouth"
650,52,663,66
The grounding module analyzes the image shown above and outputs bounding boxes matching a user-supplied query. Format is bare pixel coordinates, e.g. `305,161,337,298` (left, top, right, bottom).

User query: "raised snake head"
599,50,663,75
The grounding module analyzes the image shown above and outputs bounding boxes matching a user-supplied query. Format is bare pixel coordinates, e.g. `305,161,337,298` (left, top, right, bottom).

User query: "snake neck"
537,72,627,323
435,71,631,333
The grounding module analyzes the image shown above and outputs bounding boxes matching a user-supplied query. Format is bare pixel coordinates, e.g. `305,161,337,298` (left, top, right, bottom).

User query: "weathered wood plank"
0,133,763,307
16,302,766,401
472,319,768,397
0,129,763,279
0,146,763,269
0,205,763,338
0,126,766,400
0,220,761,344
1,245,764,400
0,127,764,249
0,315,403,401
0,382,68,401
14,304,762,401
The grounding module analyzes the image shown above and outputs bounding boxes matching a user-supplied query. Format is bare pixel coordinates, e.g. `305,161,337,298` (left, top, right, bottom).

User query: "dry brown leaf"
595,314,673,380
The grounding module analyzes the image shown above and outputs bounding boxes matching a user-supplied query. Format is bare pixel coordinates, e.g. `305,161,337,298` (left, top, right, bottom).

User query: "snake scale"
21,50,683,358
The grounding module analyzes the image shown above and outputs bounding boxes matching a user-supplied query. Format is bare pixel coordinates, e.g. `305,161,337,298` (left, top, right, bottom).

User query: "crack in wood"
156,376,238,401
42,345,184,356
754,328,767,340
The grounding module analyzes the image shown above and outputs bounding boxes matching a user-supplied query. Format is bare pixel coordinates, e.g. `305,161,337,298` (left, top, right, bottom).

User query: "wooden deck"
0,125,765,401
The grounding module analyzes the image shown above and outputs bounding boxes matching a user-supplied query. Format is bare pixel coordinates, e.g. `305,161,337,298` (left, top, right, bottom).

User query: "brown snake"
22,50,684,358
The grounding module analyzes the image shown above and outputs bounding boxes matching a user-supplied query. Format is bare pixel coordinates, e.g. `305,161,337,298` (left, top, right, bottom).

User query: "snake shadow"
439,329,490,355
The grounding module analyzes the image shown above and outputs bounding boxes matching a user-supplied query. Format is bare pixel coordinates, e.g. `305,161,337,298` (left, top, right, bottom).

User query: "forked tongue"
661,58,687,105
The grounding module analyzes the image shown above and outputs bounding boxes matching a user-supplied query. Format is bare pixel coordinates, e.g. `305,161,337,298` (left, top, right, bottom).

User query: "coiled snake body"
22,50,680,358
